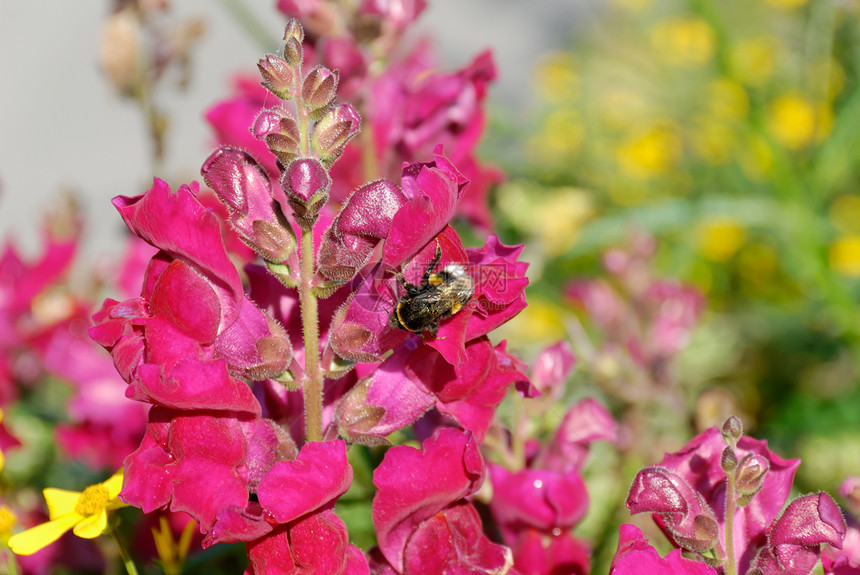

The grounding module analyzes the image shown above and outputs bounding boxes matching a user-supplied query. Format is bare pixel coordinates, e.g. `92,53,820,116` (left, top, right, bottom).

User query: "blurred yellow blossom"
536,52,579,105
830,236,860,277
763,0,808,9
738,243,778,284
609,0,652,11
706,79,749,122
697,218,746,262
766,93,817,149
692,121,736,165
497,296,566,345
807,58,844,102
738,135,773,180
532,188,594,257
0,506,16,545
533,109,584,161
829,195,860,234
650,18,715,66
730,37,778,86
616,122,681,178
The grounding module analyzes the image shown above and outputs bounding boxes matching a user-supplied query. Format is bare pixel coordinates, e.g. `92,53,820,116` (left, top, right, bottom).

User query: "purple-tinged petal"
531,340,576,397
372,428,484,572
610,524,718,575
510,527,590,575
257,440,352,523
489,463,589,533
112,179,244,331
205,503,273,546
362,347,435,437
402,501,513,575
214,298,292,381
626,466,720,554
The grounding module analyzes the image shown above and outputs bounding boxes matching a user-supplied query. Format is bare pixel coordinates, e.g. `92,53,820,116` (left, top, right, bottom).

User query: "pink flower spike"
531,340,576,397
610,524,718,575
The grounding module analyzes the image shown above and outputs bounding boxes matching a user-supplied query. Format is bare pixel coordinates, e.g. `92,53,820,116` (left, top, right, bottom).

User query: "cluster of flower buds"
617,416,847,575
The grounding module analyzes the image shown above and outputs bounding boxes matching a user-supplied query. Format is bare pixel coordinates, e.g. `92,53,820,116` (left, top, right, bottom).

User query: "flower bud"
310,104,361,166
254,111,301,165
258,54,295,100
302,66,339,117
721,446,738,473
721,415,743,445
335,378,389,446
283,18,304,45
281,158,331,229
735,453,769,504
201,146,296,262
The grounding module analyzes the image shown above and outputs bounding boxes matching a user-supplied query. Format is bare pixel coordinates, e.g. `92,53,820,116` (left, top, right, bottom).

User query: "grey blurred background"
0,1,598,262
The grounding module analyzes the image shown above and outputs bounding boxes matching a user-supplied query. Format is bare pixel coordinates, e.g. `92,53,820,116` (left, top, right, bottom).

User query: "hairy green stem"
299,228,323,442
724,468,738,575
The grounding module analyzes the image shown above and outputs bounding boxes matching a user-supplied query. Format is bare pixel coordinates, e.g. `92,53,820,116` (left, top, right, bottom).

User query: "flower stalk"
299,225,323,442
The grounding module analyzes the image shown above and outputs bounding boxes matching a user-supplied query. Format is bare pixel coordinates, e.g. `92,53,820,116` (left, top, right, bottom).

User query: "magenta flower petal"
402,501,513,575
511,527,590,575
381,152,466,269
610,524,718,575
363,347,436,436
543,398,618,473
256,440,353,523
531,340,576,396
214,299,292,381
489,463,589,533
627,466,720,554
113,179,243,331
372,428,484,572
122,410,255,531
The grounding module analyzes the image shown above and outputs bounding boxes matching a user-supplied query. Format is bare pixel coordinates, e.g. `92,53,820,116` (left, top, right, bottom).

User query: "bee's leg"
422,241,443,285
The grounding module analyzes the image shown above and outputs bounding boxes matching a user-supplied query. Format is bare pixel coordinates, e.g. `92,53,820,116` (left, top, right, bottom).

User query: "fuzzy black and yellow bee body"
389,247,474,338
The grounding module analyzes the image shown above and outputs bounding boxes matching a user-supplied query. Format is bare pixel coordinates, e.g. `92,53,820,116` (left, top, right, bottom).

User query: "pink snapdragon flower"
370,427,512,574
610,524,718,575
488,398,616,575
624,419,846,575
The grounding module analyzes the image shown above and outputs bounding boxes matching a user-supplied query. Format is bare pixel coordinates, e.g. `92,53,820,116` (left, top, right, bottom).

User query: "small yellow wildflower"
766,93,817,150
738,135,773,181
830,236,860,277
616,122,681,179
763,0,808,9
706,79,749,122
697,218,746,262
829,195,860,235
730,37,778,87
532,188,594,257
650,18,715,66
8,469,126,556
536,52,579,105
152,516,196,575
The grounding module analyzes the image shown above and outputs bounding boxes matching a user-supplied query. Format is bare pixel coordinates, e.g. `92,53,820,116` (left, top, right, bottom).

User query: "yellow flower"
0,506,17,545
536,52,579,105
692,121,736,165
706,79,749,122
697,218,746,262
763,0,808,9
766,93,817,150
830,195,860,234
830,236,860,277
651,18,715,66
616,122,681,179
8,469,126,556
738,135,773,181
730,37,778,87
152,516,196,575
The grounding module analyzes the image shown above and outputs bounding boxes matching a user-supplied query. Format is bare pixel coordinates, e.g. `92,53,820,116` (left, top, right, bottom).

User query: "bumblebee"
389,245,474,337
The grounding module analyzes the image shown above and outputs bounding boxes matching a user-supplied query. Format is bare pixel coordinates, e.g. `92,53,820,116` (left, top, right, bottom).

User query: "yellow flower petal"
102,469,124,500
8,514,81,556
43,488,82,520
72,510,108,539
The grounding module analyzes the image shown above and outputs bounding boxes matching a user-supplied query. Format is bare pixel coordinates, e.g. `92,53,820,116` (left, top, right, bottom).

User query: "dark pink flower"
372,428,512,574
610,524,718,575
748,493,846,575
488,399,615,575
90,179,291,414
